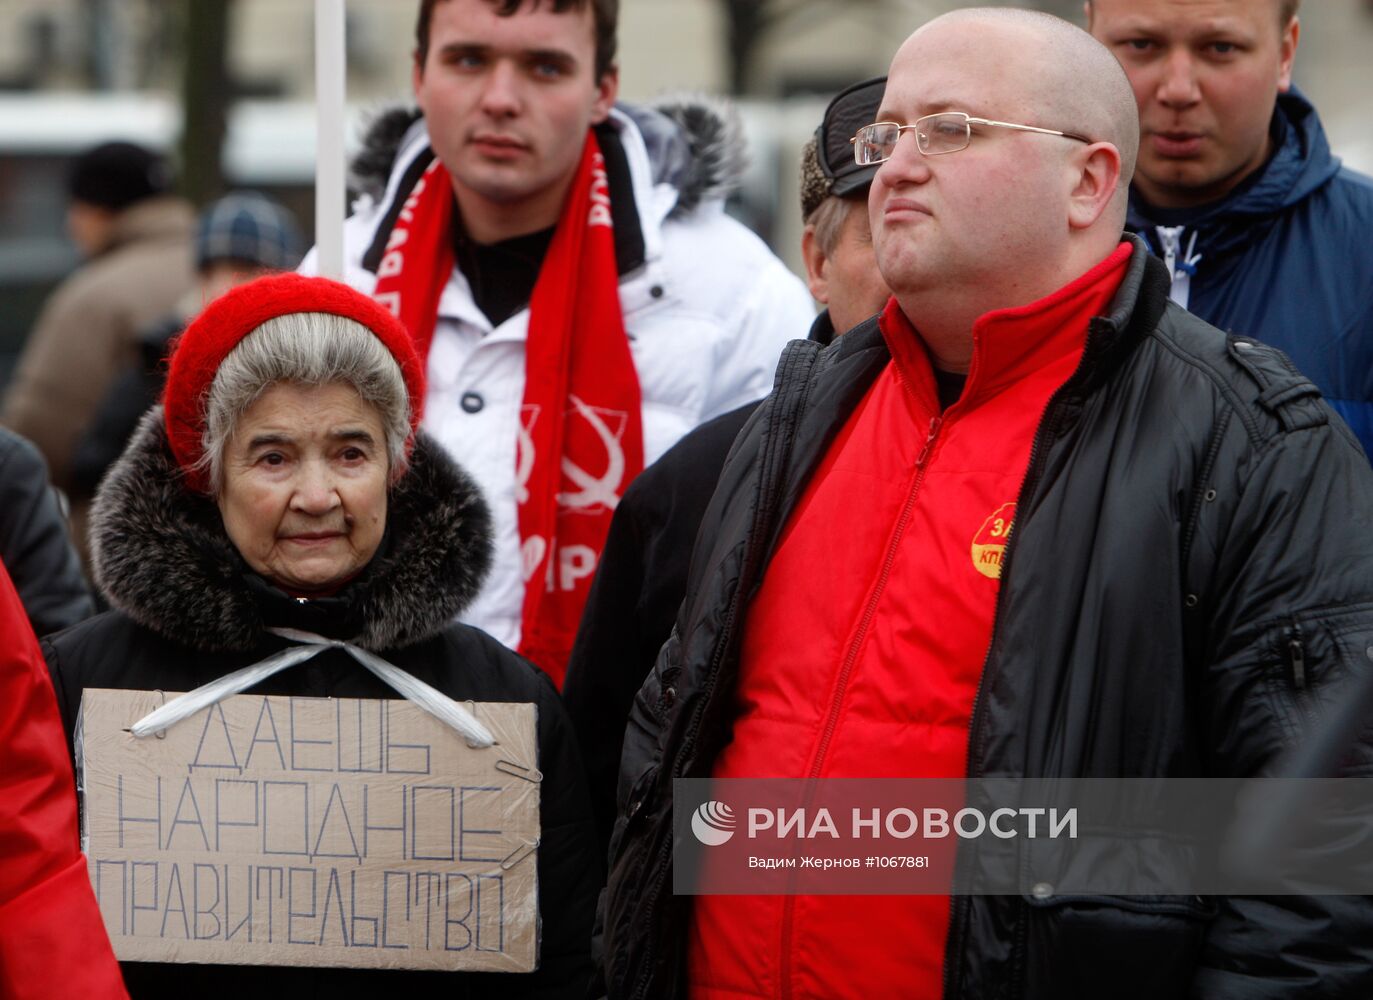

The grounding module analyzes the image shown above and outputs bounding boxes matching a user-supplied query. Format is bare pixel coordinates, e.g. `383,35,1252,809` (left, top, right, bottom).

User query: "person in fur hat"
40,273,598,998
301,0,815,686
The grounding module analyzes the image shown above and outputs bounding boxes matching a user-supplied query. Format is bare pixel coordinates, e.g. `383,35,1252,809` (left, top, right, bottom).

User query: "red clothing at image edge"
0,561,127,998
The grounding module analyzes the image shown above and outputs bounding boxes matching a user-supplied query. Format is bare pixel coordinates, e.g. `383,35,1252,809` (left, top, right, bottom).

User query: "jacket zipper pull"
916,416,943,468
1154,224,1195,308
1288,623,1307,691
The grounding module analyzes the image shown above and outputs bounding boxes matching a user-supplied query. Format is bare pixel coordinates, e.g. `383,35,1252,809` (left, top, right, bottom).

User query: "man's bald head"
871,7,1139,354
911,7,1139,206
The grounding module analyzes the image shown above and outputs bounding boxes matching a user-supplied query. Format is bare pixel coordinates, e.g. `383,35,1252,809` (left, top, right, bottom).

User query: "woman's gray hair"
197,311,411,493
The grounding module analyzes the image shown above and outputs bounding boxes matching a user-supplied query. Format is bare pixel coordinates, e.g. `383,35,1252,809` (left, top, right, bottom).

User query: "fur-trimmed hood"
89,408,493,654
349,95,746,219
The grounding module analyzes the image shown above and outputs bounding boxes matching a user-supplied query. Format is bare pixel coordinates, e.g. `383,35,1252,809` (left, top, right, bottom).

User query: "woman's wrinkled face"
217,382,389,596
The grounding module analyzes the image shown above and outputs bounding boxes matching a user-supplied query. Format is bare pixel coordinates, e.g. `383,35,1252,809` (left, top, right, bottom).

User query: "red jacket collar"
880,241,1134,412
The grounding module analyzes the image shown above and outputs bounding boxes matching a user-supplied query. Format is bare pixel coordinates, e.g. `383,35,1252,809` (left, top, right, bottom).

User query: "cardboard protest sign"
76,689,540,972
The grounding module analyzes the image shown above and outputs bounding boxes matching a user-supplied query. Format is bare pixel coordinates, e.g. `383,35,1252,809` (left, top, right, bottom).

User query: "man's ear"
1277,16,1300,92
1082,0,1093,30
591,66,620,125
801,224,831,304
1068,142,1122,231
412,51,425,103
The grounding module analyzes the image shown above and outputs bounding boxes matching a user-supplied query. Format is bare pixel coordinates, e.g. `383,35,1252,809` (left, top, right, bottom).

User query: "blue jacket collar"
1127,88,1341,257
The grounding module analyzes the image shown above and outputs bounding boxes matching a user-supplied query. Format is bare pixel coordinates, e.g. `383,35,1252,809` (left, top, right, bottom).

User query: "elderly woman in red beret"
41,274,596,998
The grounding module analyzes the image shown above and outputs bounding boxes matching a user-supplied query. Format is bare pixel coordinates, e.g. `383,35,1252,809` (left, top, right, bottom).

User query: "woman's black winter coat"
43,410,599,1000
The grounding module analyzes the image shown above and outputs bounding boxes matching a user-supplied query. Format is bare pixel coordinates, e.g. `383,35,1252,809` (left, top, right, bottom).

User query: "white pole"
314,0,346,279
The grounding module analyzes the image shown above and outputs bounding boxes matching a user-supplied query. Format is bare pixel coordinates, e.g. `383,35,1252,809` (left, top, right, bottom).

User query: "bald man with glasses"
599,8,1373,1000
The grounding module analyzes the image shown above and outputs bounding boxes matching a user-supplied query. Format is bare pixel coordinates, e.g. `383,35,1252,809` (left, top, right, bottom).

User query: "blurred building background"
1,0,1370,383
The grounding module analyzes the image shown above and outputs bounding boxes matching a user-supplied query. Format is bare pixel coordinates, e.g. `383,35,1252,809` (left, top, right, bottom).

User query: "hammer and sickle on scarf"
515,404,539,505
557,395,627,511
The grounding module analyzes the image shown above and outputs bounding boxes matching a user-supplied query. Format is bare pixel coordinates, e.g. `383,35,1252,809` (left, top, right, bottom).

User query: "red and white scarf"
373,132,643,686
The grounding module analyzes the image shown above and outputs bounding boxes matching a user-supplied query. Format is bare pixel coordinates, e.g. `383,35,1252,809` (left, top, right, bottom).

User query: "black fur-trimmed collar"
89,408,493,654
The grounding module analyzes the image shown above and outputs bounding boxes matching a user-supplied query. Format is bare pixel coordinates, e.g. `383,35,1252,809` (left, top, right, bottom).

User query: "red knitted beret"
163,273,425,493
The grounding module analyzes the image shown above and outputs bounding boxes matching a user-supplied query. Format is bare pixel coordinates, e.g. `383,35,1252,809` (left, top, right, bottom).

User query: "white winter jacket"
303,102,814,649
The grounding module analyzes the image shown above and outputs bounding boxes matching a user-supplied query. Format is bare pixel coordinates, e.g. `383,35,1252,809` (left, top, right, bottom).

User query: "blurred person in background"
70,191,303,504
1088,0,1373,455
0,427,93,637
0,140,196,566
562,76,892,858
303,0,814,687
0,557,126,999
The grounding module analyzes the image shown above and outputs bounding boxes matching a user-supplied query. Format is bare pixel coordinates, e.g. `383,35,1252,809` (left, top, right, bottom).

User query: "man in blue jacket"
1088,0,1373,454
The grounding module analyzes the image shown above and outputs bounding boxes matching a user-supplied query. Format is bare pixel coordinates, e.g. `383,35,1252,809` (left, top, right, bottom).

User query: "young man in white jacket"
303,0,812,682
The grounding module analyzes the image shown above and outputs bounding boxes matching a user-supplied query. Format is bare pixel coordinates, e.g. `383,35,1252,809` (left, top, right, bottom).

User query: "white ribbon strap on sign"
128,627,495,748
